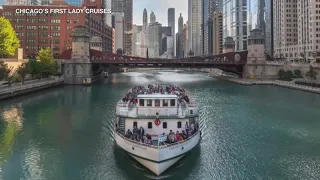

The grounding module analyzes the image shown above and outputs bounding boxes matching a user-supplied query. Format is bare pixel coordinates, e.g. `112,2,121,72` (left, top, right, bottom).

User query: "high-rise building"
273,0,320,62
182,23,189,56
148,22,162,58
212,11,223,55
202,0,223,55
264,0,273,58
103,0,112,27
223,0,264,52
112,0,133,55
188,0,202,56
150,11,156,24
112,13,125,52
168,8,175,56
178,13,183,33
143,8,148,29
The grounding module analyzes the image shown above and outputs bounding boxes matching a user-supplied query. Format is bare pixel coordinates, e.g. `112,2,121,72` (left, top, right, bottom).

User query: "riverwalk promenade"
0,77,64,100
216,76,320,94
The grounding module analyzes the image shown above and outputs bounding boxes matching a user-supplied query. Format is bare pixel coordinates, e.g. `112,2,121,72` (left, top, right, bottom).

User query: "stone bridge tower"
64,25,92,84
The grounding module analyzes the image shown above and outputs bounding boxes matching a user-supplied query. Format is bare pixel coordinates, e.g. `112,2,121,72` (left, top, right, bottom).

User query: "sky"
133,0,188,34
0,0,4,5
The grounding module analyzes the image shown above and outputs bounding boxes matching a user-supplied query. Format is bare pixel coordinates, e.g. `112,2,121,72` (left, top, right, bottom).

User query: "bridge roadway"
90,51,248,67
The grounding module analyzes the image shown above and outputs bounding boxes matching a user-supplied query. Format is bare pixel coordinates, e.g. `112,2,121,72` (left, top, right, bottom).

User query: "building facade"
112,0,133,55
143,8,148,29
148,22,161,58
150,11,156,24
112,13,124,53
178,13,183,33
212,11,223,55
273,0,320,63
181,23,189,57
103,0,112,27
0,4,113,58
188,0,202,56
168,8,175,56
264,0,273,58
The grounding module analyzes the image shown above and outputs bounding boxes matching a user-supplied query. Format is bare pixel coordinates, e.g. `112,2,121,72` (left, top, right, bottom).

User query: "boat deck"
116,124,200,148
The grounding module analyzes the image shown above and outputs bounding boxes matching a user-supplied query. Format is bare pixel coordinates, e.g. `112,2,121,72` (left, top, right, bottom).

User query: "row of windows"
133,121,182,129
139,99,176,107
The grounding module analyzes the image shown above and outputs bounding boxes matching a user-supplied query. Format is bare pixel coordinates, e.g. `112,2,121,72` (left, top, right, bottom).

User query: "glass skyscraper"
223,0,267,51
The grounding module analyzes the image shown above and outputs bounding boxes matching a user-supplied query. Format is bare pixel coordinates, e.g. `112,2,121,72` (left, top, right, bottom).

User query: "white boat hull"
130,154,185,175
114,131,201,175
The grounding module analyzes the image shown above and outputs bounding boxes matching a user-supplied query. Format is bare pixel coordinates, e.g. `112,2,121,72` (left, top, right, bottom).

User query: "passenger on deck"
125,129,132,138
181,130,187,139
176,131,183,141
133,126,139,140
185,122,190,131
190,122,195,133
139,126,145,138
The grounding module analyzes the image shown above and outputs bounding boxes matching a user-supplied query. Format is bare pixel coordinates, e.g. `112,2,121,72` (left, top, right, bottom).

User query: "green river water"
0,71,320,180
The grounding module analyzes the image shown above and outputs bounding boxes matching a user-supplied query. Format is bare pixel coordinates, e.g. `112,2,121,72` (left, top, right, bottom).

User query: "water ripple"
0,71,320,180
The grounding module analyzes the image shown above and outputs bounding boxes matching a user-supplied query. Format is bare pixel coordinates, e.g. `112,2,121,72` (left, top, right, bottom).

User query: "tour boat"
114,84,201,175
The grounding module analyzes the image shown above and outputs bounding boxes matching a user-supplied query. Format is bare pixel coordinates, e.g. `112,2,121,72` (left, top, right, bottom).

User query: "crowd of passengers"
123,122,199,146
121,84,190,104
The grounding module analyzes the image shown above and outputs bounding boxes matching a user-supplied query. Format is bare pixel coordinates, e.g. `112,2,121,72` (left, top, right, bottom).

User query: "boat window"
155,99,160,107
190,110,193,114
177,121,182,128
170,99,176,106
148,122,152,129
133,121,137,128
163,100,168,106
163,122,167,129
139,99,144,106
147,99,152,107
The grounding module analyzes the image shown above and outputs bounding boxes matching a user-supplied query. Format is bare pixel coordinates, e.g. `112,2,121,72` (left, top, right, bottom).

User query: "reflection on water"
0,105,24,164
0,71,320,180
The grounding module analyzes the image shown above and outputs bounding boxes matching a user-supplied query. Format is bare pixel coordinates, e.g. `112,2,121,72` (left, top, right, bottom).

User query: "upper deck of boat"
120,84,194,104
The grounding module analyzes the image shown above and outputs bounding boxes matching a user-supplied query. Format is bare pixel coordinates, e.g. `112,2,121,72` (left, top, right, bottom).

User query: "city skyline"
133,0,187,33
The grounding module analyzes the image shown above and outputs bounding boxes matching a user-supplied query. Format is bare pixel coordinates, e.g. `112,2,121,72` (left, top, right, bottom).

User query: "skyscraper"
103,0,112,27
264,0,273,58
143,8,148,29
188,0,202,56
112,0,133,55
168,8,175,56
178,13,183,33
150,11,156,23
202,0,223,55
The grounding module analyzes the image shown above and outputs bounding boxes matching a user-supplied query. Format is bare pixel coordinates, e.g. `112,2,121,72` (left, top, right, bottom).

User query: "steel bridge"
91,51,248,76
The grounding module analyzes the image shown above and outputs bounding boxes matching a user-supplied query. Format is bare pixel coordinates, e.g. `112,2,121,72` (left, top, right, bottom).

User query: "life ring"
154,119,161,126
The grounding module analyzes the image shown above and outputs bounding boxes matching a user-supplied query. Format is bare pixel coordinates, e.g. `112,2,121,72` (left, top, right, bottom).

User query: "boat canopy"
137,94,177,99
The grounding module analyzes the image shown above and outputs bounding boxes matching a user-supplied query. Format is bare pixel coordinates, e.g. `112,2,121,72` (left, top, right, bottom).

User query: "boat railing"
116,131,159,149
159,130,200,149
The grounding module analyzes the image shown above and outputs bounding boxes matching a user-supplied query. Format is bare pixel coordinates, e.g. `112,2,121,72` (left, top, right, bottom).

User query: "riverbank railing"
218,77,320,93
0,77,64,95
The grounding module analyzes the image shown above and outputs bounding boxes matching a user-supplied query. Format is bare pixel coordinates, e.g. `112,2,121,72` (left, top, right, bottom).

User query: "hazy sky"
133,0,188,33
0,0,4,5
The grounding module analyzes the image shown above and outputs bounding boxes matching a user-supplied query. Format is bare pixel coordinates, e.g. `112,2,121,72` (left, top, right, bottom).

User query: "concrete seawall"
215,76,320,94
0,79,64,100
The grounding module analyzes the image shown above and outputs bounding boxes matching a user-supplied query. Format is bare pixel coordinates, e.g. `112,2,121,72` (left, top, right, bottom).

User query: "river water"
0,71,320,180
